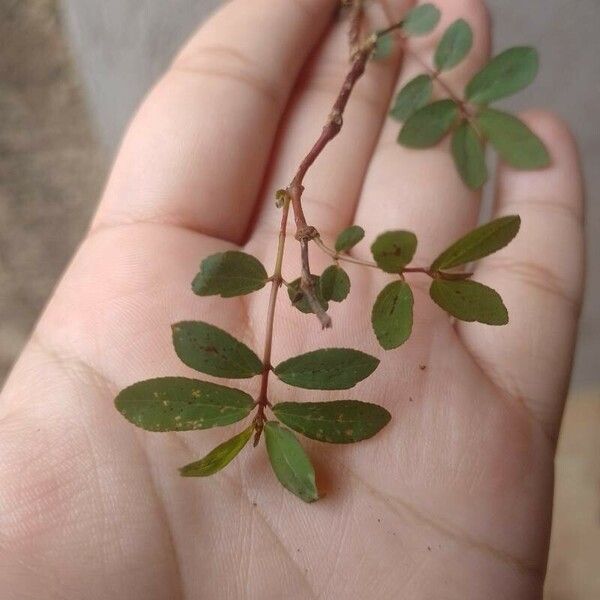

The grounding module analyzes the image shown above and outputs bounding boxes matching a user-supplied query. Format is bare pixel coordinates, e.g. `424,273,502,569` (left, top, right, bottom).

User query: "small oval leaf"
320,265,350,302
402,4,441,36
371,230,417,273
451,120,488,190
430,279,508,325
398,100,459,148
264,422,319,503
287,275,329,314
335,225,365,253
272,400,391,444
431,215,521,271
434,19,473,71
371,281,414,350
192,251,268,298
389,74,433,122
476,108,550,169
274,348,379,390
172,321,263,378
115,377,255,432
466,46,538,104
179,425,254,477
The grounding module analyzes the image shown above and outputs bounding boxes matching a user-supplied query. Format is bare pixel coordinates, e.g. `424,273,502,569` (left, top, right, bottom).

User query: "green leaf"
402,4,441,36
287,276,329,314
172,321,263,378
398,100,459,148
192,251,268,298
434,19,473,71
466,46,539,104
264,422,318,503
274,348,379,390
371,230,417,273
179,425,254,477
431,215,521,271
430,279,508,325
371,281,414,350
272,400,391,444
374,33,393,60
115,377,254,432
476,108,550,169
335,225,365,253
320,265,350,302
451,120,488,190
389,74,432,122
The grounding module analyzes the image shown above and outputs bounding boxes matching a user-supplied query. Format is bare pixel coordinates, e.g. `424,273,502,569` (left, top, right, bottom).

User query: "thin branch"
314,236,437,277
254,198,290,445
314,236,379,269
300,238,332,328
377,21,405,38
403,45,464,107
348,0,364,54
286,3,375,326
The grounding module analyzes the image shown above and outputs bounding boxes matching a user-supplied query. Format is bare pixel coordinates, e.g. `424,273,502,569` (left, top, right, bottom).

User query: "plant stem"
254,2,369,442
286,26,375,327
314,236,436,277
348,0,364,53
377,21,404,38
314,236,378,269
254,198,290,445
403,45,465,109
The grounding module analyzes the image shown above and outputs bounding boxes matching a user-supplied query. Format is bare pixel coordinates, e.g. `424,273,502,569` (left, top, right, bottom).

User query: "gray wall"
60,0,600,387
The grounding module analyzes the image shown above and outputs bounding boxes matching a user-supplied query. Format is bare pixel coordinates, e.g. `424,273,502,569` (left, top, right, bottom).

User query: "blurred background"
0,0,598,596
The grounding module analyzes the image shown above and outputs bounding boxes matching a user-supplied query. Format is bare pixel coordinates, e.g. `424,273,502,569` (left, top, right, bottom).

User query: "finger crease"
335,459,546,582
454,331,557,447
482,258,581,313
171,61,280,108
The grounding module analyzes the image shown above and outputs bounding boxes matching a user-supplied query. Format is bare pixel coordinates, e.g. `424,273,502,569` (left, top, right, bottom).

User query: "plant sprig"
114,2,547,503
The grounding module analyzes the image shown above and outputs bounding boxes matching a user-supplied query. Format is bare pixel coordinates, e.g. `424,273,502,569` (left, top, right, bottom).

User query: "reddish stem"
254,199,290,445
286,17,375,326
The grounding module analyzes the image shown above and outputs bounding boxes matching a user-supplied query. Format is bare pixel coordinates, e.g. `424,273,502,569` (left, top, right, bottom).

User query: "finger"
251,0,414,241
92,0,339,244
354,0,491,265
458,111,585,440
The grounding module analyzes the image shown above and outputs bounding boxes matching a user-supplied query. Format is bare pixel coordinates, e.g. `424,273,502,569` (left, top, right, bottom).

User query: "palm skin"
0,0,584,598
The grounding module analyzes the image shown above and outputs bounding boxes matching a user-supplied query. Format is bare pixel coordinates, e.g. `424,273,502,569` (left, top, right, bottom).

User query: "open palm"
0,0,584,598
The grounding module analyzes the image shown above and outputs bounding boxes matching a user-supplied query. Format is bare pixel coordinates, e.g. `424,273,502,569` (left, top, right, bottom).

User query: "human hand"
0,0,584,598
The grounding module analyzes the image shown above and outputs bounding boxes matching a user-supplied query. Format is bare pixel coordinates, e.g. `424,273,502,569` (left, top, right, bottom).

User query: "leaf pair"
265,400,391,501
116,375,256,480
389,17,472,122
428,215,521,324
367,216,520,350
172,320,380,391
288,267,350,315
393,43,549,189
116,372,389,503
158,414,317,504
389,17,473,118
452,107,550,189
